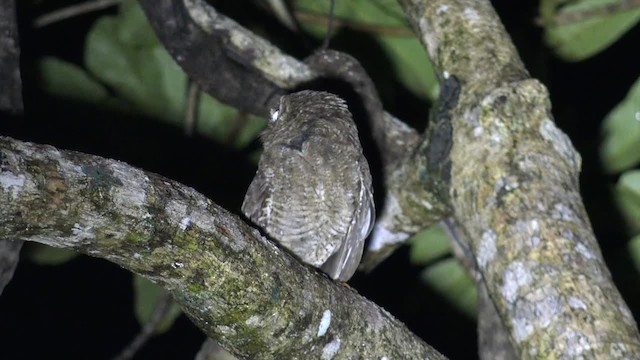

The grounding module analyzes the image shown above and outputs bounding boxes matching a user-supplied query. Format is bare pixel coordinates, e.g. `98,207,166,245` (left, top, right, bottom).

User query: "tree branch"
0,0,23,113
0,136,446,360
399,0,640,357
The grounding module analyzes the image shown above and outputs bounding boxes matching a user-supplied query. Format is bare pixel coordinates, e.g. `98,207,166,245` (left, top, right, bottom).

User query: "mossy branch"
399,0,640,357
0,136,445,360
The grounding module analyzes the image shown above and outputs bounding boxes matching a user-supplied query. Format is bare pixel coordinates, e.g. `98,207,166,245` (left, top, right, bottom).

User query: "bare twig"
535,0,640,26
294,10,414,37
33,0,121,28
112,291,174,360
184,81,201,137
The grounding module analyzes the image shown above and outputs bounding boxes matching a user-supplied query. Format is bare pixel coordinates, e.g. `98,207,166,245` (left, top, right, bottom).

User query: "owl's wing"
242,147,341,267
241,163,273,228
320,161,375,281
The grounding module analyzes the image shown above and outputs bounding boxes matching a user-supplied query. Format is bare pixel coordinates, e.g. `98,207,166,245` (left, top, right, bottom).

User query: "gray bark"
0,136,446,360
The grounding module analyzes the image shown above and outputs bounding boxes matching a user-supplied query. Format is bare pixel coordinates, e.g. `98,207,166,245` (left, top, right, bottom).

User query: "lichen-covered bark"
399,0,640,358
0,0,23,113
0,136,446,360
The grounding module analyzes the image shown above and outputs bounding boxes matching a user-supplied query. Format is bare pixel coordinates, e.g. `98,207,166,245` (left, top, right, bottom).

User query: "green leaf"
28,244,79,266
294,0,438,101
600,77,640,173
543,0,640,61
629,234,640,274
409,223,451,266
133,275,182,334
615,170,640,233
83,0,266,148
37,57,109,103
421,258,477,318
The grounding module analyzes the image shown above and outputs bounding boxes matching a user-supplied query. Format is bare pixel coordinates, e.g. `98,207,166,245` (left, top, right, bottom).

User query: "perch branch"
0,136,446,360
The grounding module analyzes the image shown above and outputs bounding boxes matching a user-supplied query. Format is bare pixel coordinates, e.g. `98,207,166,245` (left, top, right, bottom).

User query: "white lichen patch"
321,339,341,360
109,162,150,219
418,18,437,59
419,198,433,210
532,289,561,329
473,126,484,137
0,172,25,199
245,315,262,326
56,154,84,177
317,310,332,337
133,252,143,259
495,176,519,193
551,203,575,222
512,315,534,343
490,133,503,145
501,261,532,303
179,216,192,230
539,118,581,171
575,242,595,260
478,230,497,269
437,5,449,14
530,219,540,232
216,325,236,336
71,223,95,240
565,330,591,357
618,301,634,321
165,199,189,227
568,297,587,311
511,286,561,343
463,8,480,23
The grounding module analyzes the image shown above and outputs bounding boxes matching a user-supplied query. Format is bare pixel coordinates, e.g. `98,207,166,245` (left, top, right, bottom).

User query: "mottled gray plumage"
242,90,375,281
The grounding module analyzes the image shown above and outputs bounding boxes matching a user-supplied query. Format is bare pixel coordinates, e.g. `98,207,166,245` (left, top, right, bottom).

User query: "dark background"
1,0,639,359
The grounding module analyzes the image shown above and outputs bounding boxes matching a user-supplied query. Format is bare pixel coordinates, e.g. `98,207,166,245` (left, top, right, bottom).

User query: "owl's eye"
270,109,280,122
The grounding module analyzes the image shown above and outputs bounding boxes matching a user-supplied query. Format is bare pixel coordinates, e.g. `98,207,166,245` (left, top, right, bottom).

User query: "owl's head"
269,91,349,123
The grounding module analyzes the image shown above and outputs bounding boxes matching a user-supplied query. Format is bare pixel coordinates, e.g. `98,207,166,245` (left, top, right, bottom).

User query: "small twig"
225,112,250,147
34,0,122,28
294,10,414,37
184,81,201,137
111,291,174,360
535,0,640,26
320,0,336,50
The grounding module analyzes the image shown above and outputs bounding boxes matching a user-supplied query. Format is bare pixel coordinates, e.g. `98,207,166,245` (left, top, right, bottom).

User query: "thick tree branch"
0,136,446,360
399,0,640,358
0,0,23,113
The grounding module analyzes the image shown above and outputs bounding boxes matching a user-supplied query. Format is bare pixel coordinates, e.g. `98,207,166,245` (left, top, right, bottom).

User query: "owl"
242,90,375,281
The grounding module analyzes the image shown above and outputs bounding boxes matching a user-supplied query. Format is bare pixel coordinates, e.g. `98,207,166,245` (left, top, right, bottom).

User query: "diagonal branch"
399,0,640,357
0,136,446,360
